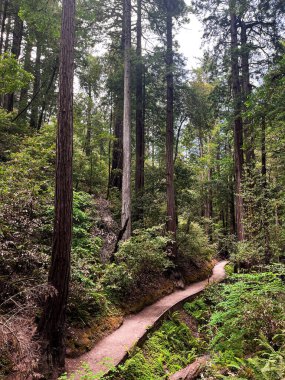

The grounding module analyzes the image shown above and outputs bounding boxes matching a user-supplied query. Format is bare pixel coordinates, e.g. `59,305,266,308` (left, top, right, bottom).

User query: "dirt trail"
66,260,228,376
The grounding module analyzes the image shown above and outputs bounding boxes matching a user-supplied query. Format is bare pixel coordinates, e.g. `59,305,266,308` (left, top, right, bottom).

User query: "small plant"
177,222,216,268
111,312,200,380
101,226,173,302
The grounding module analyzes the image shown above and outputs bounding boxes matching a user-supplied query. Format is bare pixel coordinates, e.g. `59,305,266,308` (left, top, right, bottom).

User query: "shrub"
102,226,173,302
177,222,215,266
230,241,265,269
112,312,199,380
209,273,285,357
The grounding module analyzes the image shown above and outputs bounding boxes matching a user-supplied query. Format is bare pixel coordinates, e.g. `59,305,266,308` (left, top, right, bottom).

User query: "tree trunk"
37,0,75,377
85,86,92,157
30,42,41,129
261,116,267,186
19,39,32,119
109,103,123,190
240,20,254,169
121,0,132,240
109,10,124,192
230,7,245,241
3,13,10,52
165,1,177,236
37,60,59,130
261,115,270,263
134,0,145,222
0,0,8,54
6,5,23,112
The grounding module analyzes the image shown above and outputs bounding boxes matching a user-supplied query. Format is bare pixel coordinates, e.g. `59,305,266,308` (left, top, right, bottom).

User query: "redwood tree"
230,3,245,241
37,0,75,376
135,0,145,222
121,0,132,239
165,0,176,235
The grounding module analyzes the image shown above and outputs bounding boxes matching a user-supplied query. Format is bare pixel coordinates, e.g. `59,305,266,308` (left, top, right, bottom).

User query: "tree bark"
30,41,41,129
3,13,10,53
261,116,266,185
110,104,123,190
85,86,92,157
109,10,124,192
37,0,75,377
19,39,32,119
134,0,145,222
230,6,245,241
165,1,177,236
240,20,255,169
121,0,132,240
0,0,8,54
37,60,59,130
6,6,23,112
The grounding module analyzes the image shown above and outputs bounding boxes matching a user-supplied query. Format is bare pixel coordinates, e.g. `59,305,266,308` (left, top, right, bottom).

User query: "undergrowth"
106,311,201,380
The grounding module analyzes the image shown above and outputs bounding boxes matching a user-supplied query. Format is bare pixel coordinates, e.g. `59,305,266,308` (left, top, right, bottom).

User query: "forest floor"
66,260,228,377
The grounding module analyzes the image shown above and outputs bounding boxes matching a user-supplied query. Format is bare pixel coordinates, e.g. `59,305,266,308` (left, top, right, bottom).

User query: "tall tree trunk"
134,0,145,222
230,7,245,241
85,86,92,157
165,1,177,236
0,0,8,54
260,115,270,263
261,116,266,186
37,60,59,130
240,20,254,169
121,0,132,239
3,13,10,52
37,0,75,377
109,103,123,190
19,39,32,119
6,6,23,112
109,9,124,192
85,86,93,192
30,42,41,129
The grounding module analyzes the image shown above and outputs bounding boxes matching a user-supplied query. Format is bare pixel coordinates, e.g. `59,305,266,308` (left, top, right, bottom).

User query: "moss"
66,314,124,357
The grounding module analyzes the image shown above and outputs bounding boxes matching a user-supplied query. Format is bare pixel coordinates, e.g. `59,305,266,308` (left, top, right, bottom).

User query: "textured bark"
6,6,23,112
19,39,32,119
110,105,123,190
85,86,92,157
109,12,124,191
121,0,132,240
170,355,210,380
134,0,145,222
230,7,245,241
30,42,41,129
261,116,267,185
37,0,75,377
3,13,10,52
165,2,177,236
240,20,255,168
0,0,8,54
260,115,270,263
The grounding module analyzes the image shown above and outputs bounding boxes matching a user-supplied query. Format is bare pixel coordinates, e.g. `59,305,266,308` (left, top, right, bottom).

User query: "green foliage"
230,241,265,268
72,192,102,258
111,312,199,380
209,273,285,356
177,221,215,265
102,226,173,302
59,362,111,379
0,54,33,95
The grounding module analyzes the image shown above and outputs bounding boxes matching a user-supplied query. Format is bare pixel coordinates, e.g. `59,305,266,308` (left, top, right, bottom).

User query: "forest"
0,0,285,379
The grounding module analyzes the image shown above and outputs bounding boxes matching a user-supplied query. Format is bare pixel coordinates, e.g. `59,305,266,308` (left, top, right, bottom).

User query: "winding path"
67,260,228,376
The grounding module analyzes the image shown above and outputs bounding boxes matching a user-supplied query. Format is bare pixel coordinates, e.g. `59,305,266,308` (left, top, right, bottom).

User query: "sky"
177,3,204,70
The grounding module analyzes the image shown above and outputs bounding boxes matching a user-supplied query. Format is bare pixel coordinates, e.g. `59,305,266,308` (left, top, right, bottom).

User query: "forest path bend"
66,260,228,377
